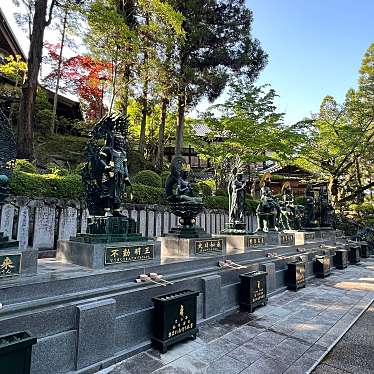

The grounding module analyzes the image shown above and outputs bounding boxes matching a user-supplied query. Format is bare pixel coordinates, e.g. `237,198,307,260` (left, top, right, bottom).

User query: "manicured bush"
161,171,170,187
128,151,154,175
203,195,229,210
10,170,84,200
295,196,307,206
215,188,228,197
130,183,166,205
198,182,213,197
132,170,162,188
14,159,37,173
46,163,69,176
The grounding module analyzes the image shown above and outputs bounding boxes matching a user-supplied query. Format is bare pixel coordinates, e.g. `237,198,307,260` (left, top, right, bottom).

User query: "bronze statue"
303,184,316,228
82,114,131,216
256,173,278,232
165,157,207,237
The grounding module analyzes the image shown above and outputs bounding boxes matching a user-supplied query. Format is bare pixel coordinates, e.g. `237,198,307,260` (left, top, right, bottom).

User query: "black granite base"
167,225,211,239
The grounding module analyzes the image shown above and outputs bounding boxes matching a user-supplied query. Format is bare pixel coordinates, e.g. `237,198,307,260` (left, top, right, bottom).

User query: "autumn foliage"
43,42,111,121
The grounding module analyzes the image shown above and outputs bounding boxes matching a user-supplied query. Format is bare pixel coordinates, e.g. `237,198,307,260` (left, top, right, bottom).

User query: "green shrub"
128,151,154,175
215,188,228,196
130,183,166,205
161,171,170,187
198,182,213,197
46,163,69,176
203,195,229,210
295,196,307,206
132,170,162,188
10,170,84,199
14,159,37,173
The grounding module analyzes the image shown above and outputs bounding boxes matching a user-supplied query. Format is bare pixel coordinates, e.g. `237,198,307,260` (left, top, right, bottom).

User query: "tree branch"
45,0,56,26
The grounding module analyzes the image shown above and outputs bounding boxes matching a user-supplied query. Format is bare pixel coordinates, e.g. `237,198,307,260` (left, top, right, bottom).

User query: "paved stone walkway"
100,258,374,374
313,301,374,374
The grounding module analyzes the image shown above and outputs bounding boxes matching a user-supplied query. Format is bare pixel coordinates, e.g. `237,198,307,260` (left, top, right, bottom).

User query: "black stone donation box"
152,290,199,353
0,331,36,374
360,242,369,258
334,249,348,269
349,245,360,264
314,255,331,278
239,271,268,312
286,261,306,291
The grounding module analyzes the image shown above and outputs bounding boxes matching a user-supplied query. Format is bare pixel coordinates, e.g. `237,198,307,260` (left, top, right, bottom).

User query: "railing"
0,197,258,250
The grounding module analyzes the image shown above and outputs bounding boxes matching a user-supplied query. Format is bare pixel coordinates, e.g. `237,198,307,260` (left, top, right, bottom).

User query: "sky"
245,0,374,124
1,0,374,124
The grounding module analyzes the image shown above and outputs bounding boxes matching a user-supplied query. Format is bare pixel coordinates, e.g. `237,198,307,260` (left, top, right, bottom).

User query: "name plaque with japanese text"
104,244,154,265
195,239,223,255
246,236,265,248
0,254,22,277
281,234,294,245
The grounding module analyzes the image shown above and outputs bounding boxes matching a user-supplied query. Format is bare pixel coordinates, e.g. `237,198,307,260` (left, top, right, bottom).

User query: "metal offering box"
152,290,199,353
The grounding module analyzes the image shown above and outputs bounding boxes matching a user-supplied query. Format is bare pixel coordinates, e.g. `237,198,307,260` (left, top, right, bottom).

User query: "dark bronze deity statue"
82,114,131,216
223,159,248,233
165,157,207,238
303,184,317,228
316,186,333,228
256,173,279,232
78,114,142,242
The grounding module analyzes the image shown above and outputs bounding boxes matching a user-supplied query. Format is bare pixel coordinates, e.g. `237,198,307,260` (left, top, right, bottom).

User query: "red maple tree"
43,42,112,121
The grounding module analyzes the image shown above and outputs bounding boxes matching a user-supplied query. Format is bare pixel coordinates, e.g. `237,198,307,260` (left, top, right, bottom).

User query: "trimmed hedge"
132,170,162,188
9,169,259,213
130,183,166,205
14,159,37,173
10,170,84,200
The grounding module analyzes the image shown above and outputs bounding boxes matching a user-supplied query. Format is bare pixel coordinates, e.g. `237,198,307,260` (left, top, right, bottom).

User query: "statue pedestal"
0,233,38,278
161,236,226,258
283,230,315,245
219,234,265,254
259,231,295,246
56,239,161,269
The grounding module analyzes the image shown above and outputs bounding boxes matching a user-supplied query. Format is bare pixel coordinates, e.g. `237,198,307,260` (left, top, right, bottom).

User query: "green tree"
294,43,374,206
171,0,267,155
188,78,298,186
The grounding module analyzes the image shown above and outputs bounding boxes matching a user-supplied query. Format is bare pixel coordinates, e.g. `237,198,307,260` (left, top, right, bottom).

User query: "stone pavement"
99,258,374,374
313,301,374,374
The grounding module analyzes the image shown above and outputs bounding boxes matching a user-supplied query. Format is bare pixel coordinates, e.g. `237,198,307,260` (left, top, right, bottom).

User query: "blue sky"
2,1,374,124
247,0,374,124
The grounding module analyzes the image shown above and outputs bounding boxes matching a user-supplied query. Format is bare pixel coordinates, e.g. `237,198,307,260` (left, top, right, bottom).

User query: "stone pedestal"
283,231,315,245
219,234,265,255
0,236,38,277
161,237,226,258
56,239,161,269
262,231,295,246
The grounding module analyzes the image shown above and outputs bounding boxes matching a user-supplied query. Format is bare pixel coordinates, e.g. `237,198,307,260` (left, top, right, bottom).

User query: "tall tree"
171,0,267,155
16,0,56,159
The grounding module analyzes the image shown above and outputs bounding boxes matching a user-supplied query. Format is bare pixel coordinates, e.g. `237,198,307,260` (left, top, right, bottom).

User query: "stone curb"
306,297,374,373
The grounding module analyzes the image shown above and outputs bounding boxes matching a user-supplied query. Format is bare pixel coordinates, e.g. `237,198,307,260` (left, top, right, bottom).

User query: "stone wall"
0,197,258,250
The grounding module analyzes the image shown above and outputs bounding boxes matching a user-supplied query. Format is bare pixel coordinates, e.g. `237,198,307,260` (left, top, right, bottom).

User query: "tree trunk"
138,55,148,154
17,0,54,159
121,65,131,116
156,97,168,171
175,93,185,156
51,6,68,134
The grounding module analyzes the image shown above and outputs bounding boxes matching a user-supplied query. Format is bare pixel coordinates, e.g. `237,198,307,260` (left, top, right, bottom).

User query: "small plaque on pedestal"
0,253,22,277
104,244,154,265
161,237,226,258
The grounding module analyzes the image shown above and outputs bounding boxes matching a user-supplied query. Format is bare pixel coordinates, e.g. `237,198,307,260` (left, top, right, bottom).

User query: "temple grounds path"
99,258,374,374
